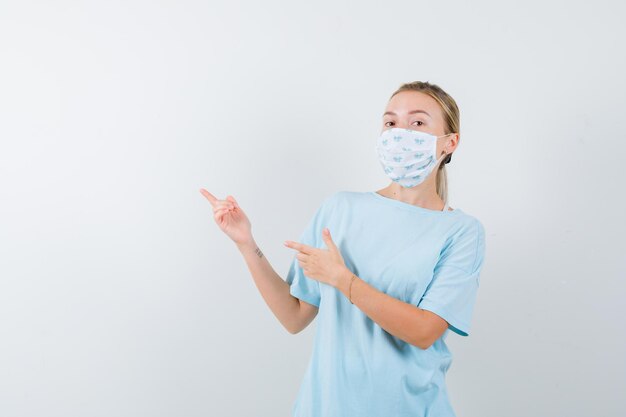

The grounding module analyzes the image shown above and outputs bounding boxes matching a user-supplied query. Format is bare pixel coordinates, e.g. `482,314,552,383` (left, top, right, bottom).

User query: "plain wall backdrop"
1,1,625,416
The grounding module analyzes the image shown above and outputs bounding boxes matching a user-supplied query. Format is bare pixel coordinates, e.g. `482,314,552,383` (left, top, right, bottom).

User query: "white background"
1,1,625,416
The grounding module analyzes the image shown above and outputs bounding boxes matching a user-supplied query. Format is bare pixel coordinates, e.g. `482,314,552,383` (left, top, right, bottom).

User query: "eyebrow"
383,109,431,118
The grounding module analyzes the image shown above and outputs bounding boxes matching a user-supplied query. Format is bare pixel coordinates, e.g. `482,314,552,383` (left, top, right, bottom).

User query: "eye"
384,121,394,127
412,120,424,126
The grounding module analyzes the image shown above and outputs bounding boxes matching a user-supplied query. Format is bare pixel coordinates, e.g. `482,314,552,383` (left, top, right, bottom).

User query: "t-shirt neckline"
368,191,461,215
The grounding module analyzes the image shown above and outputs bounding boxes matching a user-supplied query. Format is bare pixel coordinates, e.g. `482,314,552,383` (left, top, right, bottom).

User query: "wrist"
335,268,355,297
235,236,256,252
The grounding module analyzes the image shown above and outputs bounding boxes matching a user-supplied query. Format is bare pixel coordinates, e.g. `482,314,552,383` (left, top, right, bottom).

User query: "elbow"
410,340,429,350
286,323,302,335
418,340,434,350
414,339,433,350
411,333,434,350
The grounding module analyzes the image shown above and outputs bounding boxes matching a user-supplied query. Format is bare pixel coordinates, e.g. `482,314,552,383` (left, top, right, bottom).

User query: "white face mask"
375,127,453,188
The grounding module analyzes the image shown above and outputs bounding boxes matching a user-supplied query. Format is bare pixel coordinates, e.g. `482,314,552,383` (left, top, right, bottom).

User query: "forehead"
384,90,442,119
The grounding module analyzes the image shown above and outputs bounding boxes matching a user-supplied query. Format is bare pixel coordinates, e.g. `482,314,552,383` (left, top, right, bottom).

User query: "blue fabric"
285,190,486,417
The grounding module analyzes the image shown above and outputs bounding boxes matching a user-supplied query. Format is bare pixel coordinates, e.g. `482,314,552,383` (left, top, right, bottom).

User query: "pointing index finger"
284,240,314,254
199,188,218,207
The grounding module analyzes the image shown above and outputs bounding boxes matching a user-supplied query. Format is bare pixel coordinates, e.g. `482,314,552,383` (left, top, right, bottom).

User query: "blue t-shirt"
285,190,486,417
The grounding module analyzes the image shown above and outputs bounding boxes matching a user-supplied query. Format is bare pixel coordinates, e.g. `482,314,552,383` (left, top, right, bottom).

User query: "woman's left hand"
284,227,349,288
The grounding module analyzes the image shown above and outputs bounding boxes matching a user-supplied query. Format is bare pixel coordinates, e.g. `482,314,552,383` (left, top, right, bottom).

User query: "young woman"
200,81,486,417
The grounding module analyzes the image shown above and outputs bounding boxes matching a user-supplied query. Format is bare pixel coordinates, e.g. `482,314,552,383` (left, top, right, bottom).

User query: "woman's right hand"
199,188,252,245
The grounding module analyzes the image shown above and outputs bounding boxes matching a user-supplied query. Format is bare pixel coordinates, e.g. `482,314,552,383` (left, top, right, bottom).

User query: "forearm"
336,270,430,349
236,237,302,334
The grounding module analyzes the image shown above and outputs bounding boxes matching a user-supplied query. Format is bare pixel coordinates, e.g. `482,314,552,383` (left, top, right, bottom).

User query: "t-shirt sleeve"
284,195,334,308
417,219,486,337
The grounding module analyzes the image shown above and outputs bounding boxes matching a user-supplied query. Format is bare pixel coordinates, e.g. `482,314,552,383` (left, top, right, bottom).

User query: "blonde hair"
389,81,460,204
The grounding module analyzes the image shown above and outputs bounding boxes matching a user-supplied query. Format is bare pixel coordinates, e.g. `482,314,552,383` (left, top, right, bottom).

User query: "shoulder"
443,212,486,269
443,212,486,256
449,209,485,237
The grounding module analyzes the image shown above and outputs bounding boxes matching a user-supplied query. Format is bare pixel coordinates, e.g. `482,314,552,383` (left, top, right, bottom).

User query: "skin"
200,90,462,349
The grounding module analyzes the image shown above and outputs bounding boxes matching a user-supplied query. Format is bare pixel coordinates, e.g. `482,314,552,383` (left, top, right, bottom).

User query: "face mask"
375,127,453,188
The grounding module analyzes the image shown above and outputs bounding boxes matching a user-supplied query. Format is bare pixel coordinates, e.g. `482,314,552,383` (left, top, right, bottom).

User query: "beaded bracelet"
348,274,357,304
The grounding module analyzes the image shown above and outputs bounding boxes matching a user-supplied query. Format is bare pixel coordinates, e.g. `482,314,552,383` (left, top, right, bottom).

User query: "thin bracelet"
348,274,357,304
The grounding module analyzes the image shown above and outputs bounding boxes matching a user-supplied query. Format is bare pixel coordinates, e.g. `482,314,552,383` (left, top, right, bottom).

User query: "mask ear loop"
438,133,455,165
